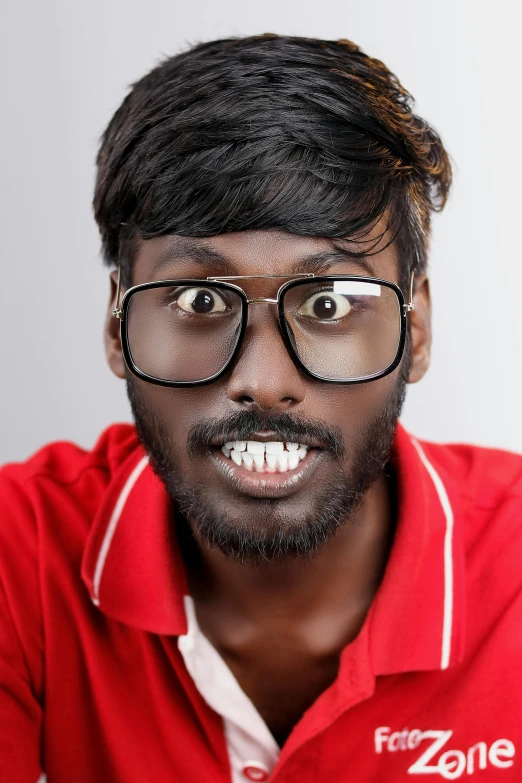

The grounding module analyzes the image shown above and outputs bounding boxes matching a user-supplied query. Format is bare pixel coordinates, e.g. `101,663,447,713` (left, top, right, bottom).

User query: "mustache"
187,411,345,458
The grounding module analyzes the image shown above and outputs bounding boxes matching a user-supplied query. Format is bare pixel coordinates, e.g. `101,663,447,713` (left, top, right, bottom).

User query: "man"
1,34,521,783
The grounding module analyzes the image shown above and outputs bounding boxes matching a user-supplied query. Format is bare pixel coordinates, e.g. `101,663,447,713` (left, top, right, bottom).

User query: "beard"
126,351,410,564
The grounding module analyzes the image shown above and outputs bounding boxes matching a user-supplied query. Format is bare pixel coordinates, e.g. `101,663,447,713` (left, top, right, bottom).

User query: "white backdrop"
1,0,521,463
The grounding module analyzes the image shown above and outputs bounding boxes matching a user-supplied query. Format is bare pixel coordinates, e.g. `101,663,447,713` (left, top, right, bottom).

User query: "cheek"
132,367,401,475
140,384,219,448
311,370,400,430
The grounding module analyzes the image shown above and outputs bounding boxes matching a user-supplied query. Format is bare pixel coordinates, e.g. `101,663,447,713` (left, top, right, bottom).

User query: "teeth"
277,452,289,472
247,441,265,454
222,441,310,473
265,453,278,472
253,453,265,471
231,450,242,466
242,452,254,471
225,441,246,451
288,451,300,470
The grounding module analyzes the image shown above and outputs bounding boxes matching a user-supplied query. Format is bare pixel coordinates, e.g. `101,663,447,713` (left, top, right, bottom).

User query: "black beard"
126,357,410,564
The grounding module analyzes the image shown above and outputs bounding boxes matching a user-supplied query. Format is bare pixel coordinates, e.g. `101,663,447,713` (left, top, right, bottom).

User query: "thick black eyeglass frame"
113,269,415,387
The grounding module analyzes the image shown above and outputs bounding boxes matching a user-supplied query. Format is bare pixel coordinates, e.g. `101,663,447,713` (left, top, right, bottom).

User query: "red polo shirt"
1,423,521,782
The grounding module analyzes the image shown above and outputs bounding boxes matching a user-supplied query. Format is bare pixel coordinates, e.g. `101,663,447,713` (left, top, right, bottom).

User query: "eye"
176,287,228,314
298,290,352,320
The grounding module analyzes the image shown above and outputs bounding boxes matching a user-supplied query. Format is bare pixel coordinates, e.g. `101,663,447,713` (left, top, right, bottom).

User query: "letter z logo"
407,730,454,774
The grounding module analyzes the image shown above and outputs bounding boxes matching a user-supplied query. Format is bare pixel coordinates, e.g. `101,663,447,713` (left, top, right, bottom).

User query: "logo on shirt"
374,726,515,779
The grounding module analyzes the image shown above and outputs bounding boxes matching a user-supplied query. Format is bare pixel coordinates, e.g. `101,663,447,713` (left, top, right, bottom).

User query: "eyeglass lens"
126,284,244,383
282,280,401,380
125,279,402,383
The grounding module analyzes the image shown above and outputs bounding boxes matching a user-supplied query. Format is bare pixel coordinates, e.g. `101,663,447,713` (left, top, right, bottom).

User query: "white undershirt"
178,595,280,782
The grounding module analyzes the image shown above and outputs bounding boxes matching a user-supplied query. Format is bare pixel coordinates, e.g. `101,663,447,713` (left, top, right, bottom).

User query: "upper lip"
209,431,324,449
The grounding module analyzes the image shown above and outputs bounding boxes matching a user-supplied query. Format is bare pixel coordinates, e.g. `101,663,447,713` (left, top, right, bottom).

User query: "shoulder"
413,436,522,512
416,436,522,609
0,424,140,681
0,422,139,606
412,436,522,658
0,424,132,695
0,422,139,492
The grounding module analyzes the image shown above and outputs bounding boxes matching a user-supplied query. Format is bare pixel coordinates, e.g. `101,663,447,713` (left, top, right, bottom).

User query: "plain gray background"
1,0,521,464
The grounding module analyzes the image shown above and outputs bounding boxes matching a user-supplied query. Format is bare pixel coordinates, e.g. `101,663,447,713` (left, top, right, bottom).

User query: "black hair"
93,34,451,289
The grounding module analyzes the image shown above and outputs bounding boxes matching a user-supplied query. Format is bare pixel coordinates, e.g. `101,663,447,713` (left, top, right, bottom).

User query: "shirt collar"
81,424,465,671
368,425,466,674
81,446,189,635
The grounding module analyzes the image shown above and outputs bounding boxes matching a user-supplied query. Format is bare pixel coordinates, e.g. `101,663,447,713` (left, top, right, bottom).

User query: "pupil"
313,295,336,319
193,290,214,313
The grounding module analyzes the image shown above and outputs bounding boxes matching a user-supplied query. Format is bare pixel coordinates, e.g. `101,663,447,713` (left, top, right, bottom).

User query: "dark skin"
105,228,431,747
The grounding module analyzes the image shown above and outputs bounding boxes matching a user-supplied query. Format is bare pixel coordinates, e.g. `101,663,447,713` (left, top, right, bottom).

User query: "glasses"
112,270,414,387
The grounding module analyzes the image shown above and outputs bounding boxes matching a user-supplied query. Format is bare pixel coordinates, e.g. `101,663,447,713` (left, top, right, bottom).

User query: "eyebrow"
151,238,233,277
290,249,377,277
150,237,378,279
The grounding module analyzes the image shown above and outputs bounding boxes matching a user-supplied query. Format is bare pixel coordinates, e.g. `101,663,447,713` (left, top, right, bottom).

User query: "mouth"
221,439,310,473
209,437,325,498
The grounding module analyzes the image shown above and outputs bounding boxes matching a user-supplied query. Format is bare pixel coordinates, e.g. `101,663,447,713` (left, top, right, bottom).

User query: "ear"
407,274,431,384
104,270,126,380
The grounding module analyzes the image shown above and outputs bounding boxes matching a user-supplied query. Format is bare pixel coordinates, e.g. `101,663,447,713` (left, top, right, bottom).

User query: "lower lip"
210,447,324,499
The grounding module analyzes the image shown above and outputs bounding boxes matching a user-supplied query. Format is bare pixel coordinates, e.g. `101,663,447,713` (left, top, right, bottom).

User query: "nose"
226,302,307,412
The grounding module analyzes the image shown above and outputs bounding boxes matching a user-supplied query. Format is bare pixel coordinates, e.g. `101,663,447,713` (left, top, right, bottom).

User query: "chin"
173,475,362,563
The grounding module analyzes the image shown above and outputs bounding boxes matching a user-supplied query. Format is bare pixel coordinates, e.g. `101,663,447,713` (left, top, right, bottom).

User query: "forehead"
131,225,400,285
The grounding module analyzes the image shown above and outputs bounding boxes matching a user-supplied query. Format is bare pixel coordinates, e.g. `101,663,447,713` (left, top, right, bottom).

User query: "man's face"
106,229,431,562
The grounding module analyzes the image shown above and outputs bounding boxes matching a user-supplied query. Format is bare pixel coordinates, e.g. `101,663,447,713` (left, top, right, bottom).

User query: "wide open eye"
176,287,228,314
297,290,352,320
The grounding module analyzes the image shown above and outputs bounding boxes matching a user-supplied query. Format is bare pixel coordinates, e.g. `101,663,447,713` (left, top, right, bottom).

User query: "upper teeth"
221,441,309,473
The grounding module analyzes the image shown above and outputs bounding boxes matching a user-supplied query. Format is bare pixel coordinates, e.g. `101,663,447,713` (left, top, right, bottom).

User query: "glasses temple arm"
112,266,123,320
403,270,415,313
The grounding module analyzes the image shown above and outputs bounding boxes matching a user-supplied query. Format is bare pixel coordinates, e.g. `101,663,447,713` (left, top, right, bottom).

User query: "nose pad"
283,316,297,352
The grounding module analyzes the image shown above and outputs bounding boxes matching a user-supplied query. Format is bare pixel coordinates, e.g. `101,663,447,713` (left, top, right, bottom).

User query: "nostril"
238,395,256,405
238,396,296,413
